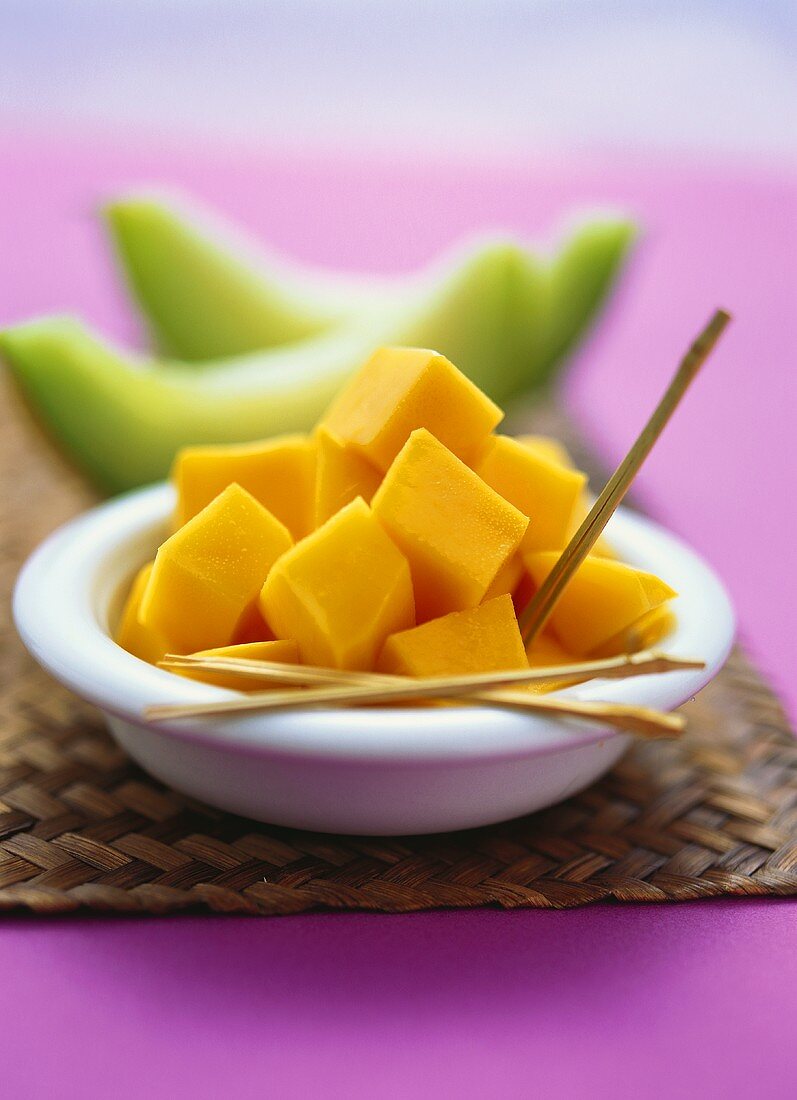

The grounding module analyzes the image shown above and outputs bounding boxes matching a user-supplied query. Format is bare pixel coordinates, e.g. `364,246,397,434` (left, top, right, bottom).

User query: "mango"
260,498,414,669
173,640,299,691
140,483,293,654
631,605,676,650
523,632,585,694
475,434,587,554
115,562,172,664
515,434,575,469
372,429,529,620
526,633,574,668
514,433,615,556
377,595,528,678
512,566,537,619
173,434,316,538
314,428,382,526
483,553,524,602
231,602,275,644
591,605,676,658
522,551,677,657
320,346,503,473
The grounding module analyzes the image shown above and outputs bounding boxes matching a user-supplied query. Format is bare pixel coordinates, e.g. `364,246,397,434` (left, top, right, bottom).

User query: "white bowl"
13,484,734,835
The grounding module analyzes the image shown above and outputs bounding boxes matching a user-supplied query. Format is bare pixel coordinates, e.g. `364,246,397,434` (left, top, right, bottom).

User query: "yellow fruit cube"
173,433,316,539
591,605,676,658
260,498,414,669
631,605,676,649
522,551,677,656
483,554,524,602
174,640,299,692
231,602,274,644
513,435,616,559
372,429,529,621
526,633,574,669
515,434,575,469
319,346,503,472
314,428,383,526
115,562,172,665
475,435,587,554
141,483,293,654
377,595,528,678
523,633,582,694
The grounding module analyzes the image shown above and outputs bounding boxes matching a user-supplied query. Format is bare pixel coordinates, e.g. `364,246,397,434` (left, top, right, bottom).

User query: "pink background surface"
2,134,796,1098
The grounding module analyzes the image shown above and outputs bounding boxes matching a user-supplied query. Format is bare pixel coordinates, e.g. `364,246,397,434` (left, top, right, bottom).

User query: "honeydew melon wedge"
538,216,637,374
104,193,356,358
0,241,533,493
2,222,626,493
1,319,375,492
3,201,635,494
104,192,635,387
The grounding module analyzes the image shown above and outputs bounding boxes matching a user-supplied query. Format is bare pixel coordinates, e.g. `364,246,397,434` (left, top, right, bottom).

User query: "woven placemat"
1,381,796,915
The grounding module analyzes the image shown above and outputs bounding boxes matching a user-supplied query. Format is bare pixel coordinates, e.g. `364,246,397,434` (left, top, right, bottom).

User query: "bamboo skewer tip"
519,309,731,647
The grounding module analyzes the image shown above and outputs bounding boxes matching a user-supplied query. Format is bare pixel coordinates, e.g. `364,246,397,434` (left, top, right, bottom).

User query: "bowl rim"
13,482,735,764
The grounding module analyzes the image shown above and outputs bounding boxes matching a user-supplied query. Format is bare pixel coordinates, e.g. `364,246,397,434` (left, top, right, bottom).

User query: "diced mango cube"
526,633,574,669
231,601,274,644
631,605,676,650
141,483,293,654
513,434,617,559
314,428,382,526
483,554,524,602
512,567,537,619
591,605,676,658
522,551,677,656
115,562,172,664
475,435,587,554
516,434,575,469
260,498,414,670
377,595,528,678
523,633,583,694
173,640,299,692
319,346,503,472
173,433,316,539
372,429,529,621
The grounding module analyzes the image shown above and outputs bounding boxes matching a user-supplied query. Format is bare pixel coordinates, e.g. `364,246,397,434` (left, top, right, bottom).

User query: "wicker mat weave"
1,383,796,915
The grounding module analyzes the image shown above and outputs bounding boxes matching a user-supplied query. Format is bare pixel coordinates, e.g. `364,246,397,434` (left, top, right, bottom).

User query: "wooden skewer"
156,653,692,738
151,663,588,714
147,649,701,737
159,655,349,686
519,309,731,647
155,651,699,739
146,685,682,739
159,649,703,690
482,692,683,739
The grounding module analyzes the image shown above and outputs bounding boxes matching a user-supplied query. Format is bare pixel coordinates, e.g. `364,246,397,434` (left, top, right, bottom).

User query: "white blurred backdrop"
1,0,795,162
